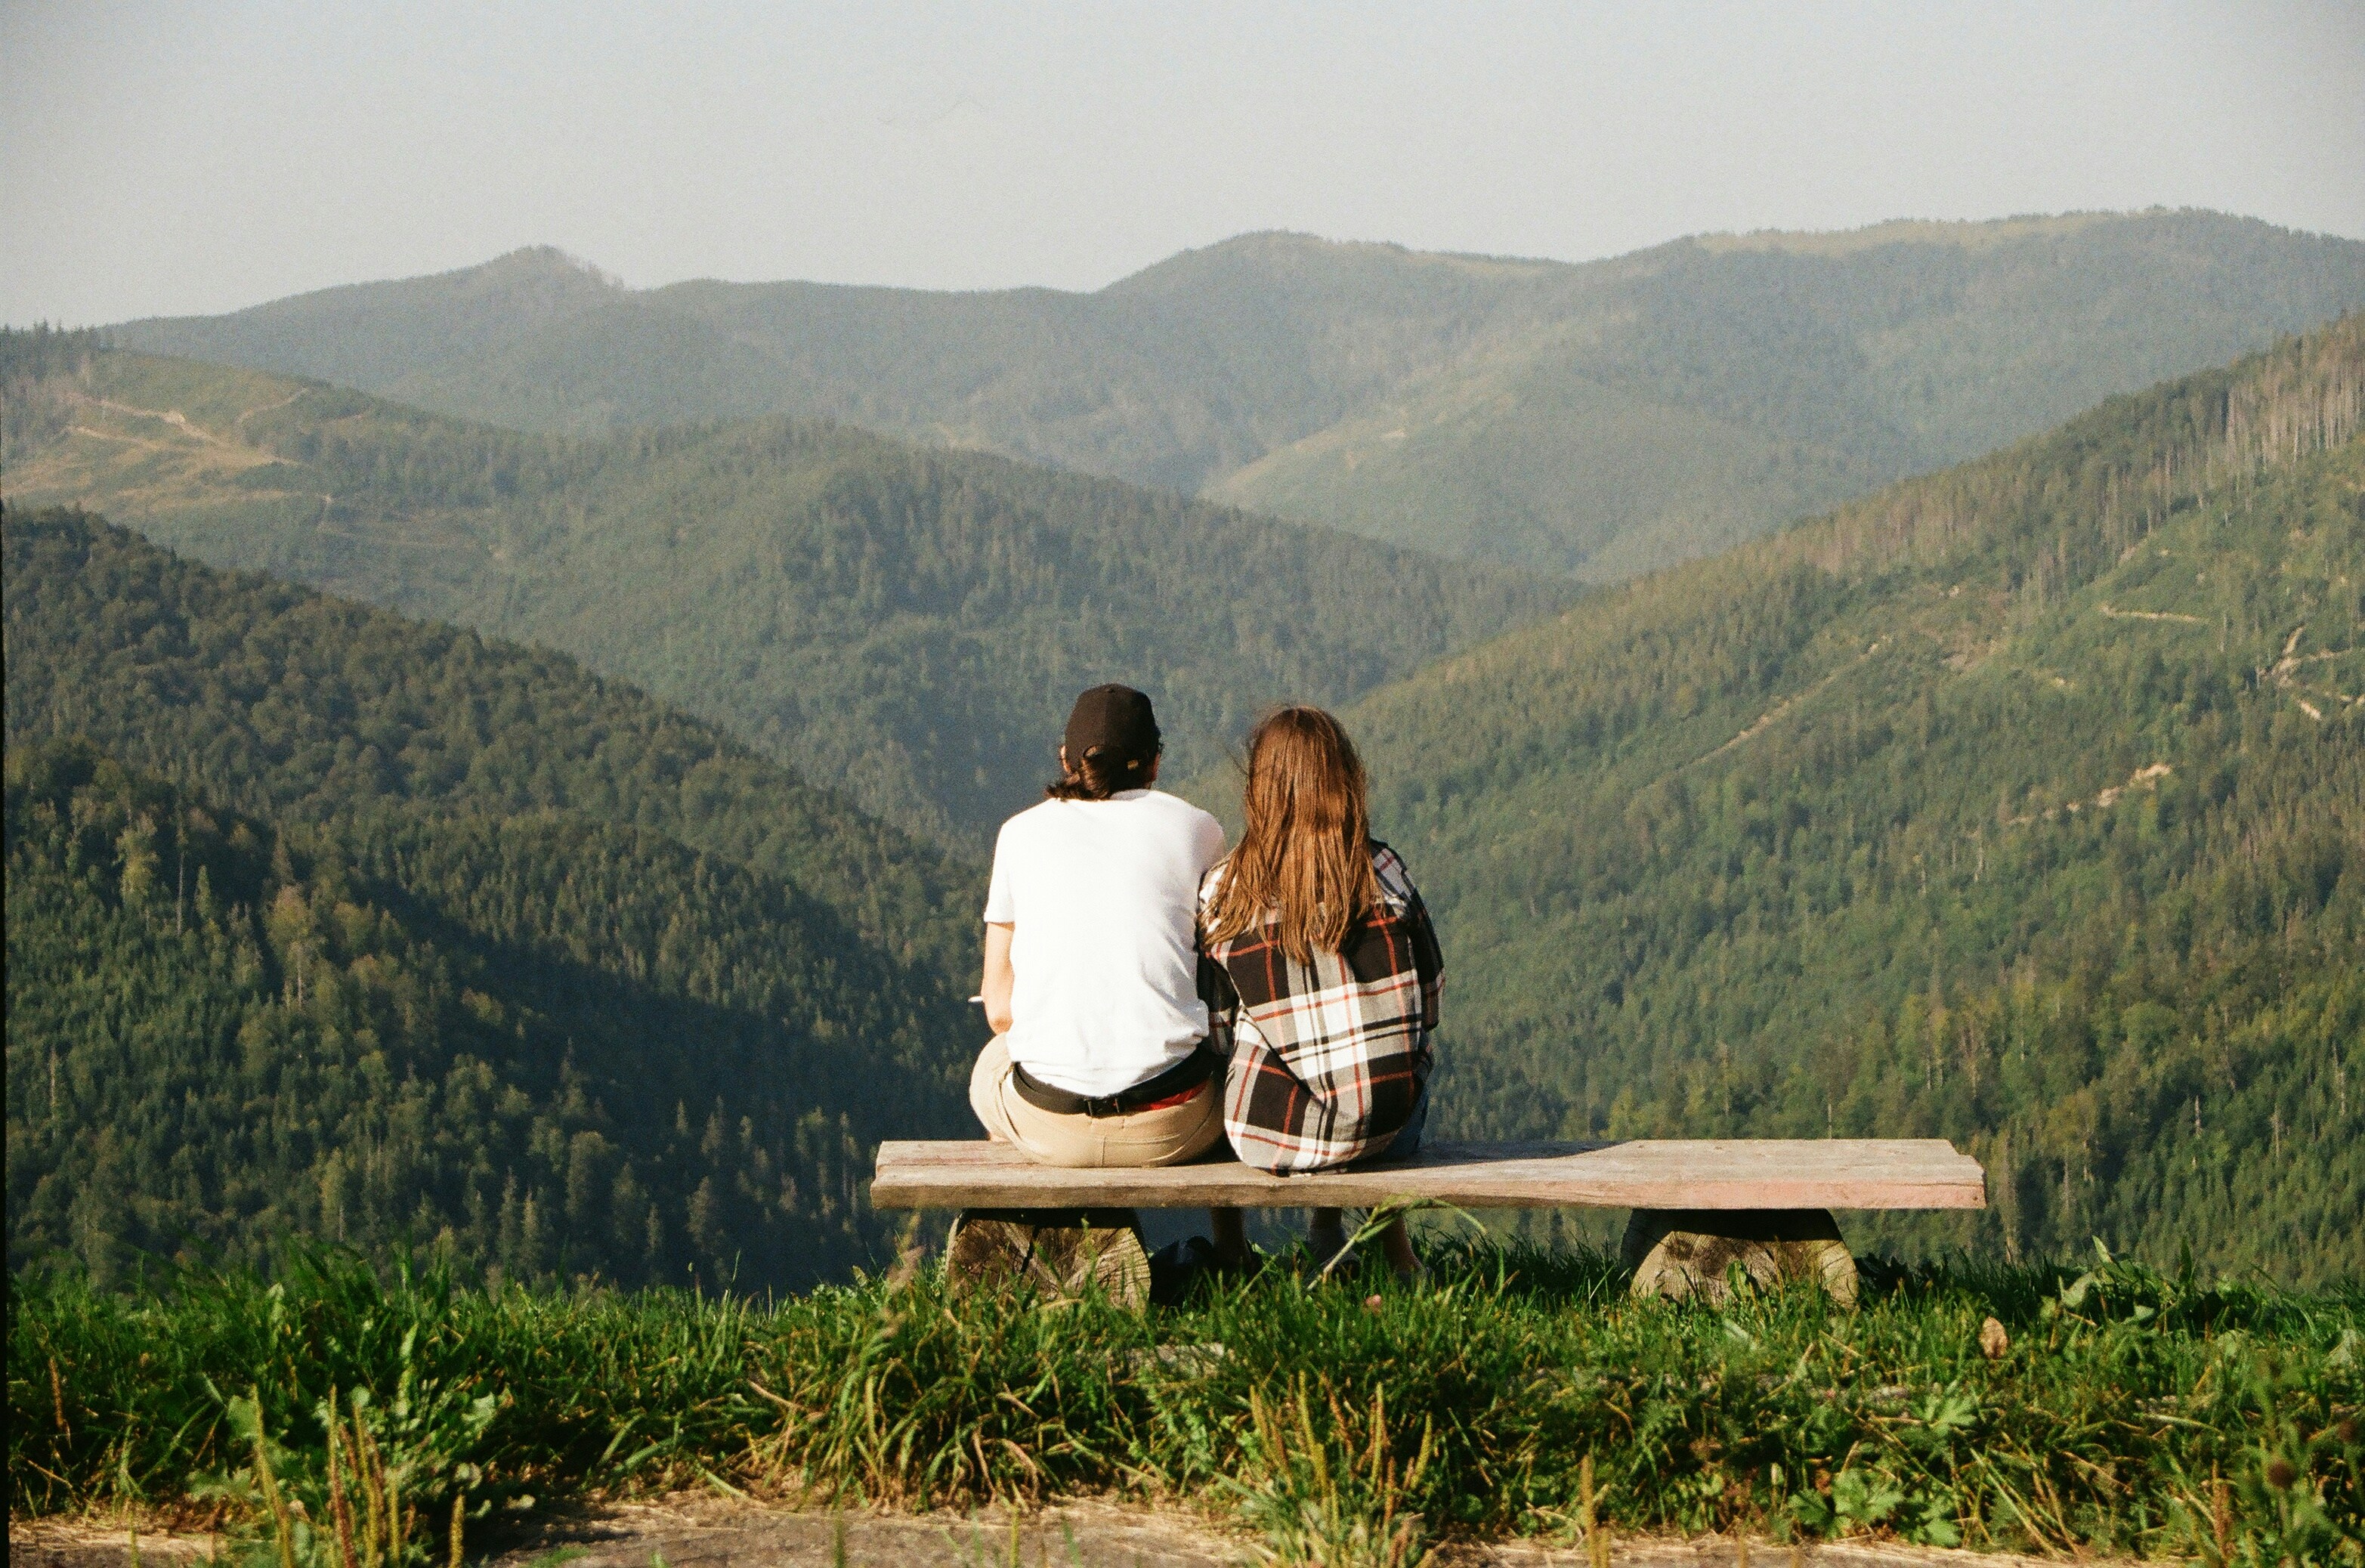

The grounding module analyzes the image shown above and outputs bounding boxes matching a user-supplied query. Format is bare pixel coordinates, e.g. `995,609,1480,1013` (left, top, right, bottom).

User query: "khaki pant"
969,1036,1225,1168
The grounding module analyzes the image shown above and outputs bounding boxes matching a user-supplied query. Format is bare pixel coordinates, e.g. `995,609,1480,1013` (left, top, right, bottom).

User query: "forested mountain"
107,212,2365,575
13,324,2363,1287
0,344,1568,845
1263,317,2364,1281
1212,216,2365,576
5,511,982,1289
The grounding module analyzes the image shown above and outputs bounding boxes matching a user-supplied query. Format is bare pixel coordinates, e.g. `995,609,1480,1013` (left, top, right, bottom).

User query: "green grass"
10,1242,2360,1566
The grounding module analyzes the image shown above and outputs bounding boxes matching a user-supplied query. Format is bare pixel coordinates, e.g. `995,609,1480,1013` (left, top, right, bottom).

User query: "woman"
1199,706,1442,1279
972,683,1231,1167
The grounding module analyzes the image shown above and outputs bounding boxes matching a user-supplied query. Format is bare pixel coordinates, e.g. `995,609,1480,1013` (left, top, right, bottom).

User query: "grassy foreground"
10,1242,2361,1566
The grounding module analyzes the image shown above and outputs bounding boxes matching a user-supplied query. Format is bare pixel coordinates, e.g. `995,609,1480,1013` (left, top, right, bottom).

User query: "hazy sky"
5,1,2362,325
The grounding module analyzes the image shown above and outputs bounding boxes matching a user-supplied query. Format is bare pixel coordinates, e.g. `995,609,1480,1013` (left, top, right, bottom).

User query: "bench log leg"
1621,1208,1858,1307
944,1208,1152,1307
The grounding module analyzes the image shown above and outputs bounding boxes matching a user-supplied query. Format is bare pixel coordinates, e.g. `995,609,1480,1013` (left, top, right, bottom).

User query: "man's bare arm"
981,922,1016,1035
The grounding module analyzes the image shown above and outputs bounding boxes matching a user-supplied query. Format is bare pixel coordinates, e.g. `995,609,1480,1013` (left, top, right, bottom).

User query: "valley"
7,261,2363,1290
2,342,1569,846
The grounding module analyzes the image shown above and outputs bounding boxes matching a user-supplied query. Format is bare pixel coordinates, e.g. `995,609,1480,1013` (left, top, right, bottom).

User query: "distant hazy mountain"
110,212,2365,576
2,345,1571,846
1235,317,2363,1279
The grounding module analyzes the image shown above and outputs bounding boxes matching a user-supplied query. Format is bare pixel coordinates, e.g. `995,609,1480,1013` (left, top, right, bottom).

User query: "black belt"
1010,1044,1220,1118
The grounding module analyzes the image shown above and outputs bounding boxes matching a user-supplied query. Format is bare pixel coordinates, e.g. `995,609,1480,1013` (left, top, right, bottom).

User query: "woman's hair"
1202,705,1382,965
1045,741,1158,800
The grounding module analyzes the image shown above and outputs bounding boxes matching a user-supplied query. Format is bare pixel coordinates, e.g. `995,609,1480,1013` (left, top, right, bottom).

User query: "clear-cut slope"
1257,319,2364,1280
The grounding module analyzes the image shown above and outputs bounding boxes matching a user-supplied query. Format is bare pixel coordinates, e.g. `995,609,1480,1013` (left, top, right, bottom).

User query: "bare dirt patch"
11,1500,2127,1568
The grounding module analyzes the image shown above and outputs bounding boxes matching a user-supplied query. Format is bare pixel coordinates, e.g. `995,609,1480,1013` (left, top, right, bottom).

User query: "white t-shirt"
983,789,1228,1096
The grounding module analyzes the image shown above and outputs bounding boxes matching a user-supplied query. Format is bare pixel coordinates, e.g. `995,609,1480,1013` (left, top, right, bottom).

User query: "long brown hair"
1202,706,1382,964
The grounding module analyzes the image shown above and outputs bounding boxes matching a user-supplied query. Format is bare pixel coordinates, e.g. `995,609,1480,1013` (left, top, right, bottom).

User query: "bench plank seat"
872,1138,1985,1212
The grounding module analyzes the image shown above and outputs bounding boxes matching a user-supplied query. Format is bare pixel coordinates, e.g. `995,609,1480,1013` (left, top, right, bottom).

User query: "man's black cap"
1064,683,1161,765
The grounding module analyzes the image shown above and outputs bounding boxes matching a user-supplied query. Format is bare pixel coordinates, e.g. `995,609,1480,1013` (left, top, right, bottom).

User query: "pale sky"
4,1,2362,326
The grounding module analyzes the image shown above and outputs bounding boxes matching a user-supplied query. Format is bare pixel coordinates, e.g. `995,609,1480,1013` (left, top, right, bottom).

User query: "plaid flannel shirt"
1198,843,1442,1174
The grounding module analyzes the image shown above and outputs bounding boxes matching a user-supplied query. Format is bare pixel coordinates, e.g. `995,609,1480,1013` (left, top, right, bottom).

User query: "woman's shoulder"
1368,840,1418,909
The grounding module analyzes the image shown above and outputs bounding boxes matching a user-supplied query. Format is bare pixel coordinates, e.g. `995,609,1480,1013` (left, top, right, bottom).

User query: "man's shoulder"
1143,789,1221,827
994,797,1064,849
1147,791,1226,860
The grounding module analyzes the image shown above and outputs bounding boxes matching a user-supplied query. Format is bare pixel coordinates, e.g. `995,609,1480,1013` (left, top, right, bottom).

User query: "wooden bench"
873,1137,1986,1304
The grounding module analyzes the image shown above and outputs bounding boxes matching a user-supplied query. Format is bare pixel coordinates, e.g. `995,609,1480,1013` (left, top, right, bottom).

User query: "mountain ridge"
107,210,2365,577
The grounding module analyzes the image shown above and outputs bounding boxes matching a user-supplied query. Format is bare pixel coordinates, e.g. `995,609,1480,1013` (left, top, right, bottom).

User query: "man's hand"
981,922,1016,1035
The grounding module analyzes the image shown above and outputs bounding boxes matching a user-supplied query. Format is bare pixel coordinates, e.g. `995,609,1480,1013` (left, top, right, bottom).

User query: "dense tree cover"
1299,318,2365,1281
5,515,997,1286
104,214,2365,574
4,512,993,1287
4,740,968,1291
1,509,978,973
0,325,110,461
0,323,108,384
3,347,1571,843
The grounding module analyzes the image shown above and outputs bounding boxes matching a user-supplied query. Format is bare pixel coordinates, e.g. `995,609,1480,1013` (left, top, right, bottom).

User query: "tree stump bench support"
873,1138,1986,1305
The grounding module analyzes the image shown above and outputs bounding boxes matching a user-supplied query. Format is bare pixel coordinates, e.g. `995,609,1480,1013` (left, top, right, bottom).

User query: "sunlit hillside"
110,212,2365,576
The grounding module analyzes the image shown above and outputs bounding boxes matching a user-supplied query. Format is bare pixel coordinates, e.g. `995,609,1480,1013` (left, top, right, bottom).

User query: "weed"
1225,1375,1433,1565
